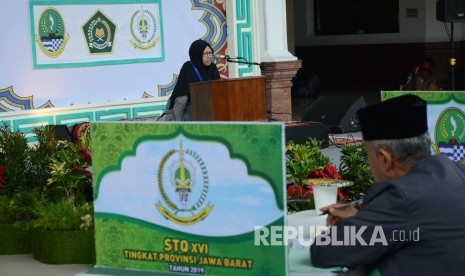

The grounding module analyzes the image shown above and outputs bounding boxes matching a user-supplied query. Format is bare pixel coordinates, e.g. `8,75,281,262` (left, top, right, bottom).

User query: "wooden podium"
190,76,266,121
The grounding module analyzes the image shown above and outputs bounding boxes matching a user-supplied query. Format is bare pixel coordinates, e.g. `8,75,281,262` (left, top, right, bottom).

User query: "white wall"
294,0,465,46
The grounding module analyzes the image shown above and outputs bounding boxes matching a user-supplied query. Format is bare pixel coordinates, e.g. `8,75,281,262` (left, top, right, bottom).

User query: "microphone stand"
226,57,265,70
450,21,455,91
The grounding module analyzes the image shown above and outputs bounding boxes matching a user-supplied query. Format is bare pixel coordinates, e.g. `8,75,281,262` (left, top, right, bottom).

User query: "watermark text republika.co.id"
254,226,420,246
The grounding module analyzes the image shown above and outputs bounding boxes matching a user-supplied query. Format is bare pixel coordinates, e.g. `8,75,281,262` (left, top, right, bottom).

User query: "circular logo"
130,8,159,50
156,142,212,225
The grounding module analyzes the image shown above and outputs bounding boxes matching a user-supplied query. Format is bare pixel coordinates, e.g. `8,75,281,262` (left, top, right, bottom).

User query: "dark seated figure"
311,95,465,275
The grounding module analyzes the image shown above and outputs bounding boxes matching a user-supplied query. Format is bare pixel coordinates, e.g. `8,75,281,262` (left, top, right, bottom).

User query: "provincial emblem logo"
35,8,69,58
130,6,160,50
156,141,213,225
433,107,465,163
82,10,116,54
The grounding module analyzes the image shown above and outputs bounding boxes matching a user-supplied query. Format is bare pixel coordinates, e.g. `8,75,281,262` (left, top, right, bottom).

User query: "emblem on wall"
156,141,212,225
433,107,465,163
130,6,160,51
35,7,69,58
82,10,116,54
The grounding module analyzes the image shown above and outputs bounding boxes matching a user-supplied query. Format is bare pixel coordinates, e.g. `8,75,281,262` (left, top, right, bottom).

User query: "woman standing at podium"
164,39,221,121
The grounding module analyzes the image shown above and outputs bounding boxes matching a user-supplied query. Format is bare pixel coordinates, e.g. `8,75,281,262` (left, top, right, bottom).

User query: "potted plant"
31,198,94,264
0,125,94,259
0,191,39,254
28,127,62,190
338,143,375,201
286,138,344,213
0,127,35,254
31,139,95,264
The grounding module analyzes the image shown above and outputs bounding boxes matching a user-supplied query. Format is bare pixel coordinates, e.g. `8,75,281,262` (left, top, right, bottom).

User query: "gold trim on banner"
156,203,213,225
130,37,159,51
432,144,440,155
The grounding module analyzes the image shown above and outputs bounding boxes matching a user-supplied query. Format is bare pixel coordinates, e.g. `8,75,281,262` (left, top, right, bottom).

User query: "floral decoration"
286,139,345,213
0,124,94,231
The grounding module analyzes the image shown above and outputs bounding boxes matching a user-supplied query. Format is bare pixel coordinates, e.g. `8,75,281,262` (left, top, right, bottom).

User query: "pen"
319,199,364,216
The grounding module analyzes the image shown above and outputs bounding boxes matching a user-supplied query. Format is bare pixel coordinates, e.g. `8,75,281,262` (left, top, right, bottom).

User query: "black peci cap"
357,94,428,140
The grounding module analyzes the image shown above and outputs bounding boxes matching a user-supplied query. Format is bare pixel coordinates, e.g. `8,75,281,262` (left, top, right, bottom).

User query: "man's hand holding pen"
319,199,363,226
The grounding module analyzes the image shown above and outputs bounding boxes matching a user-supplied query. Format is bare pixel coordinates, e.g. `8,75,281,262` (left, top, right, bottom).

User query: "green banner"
91,122,287,275
382,91,465,164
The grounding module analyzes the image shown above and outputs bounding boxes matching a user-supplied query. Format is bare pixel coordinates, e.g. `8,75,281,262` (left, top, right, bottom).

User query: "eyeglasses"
203,51,213,57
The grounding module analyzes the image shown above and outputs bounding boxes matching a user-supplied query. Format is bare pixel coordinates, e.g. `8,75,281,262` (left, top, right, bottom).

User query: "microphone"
213,54,246,61
213,54,230,60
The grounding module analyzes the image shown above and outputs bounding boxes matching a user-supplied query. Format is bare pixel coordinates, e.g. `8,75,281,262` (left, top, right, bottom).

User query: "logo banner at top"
30,0,164,69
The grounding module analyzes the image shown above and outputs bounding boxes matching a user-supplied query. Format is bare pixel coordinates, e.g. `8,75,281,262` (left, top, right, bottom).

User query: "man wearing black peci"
311,94,465,275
